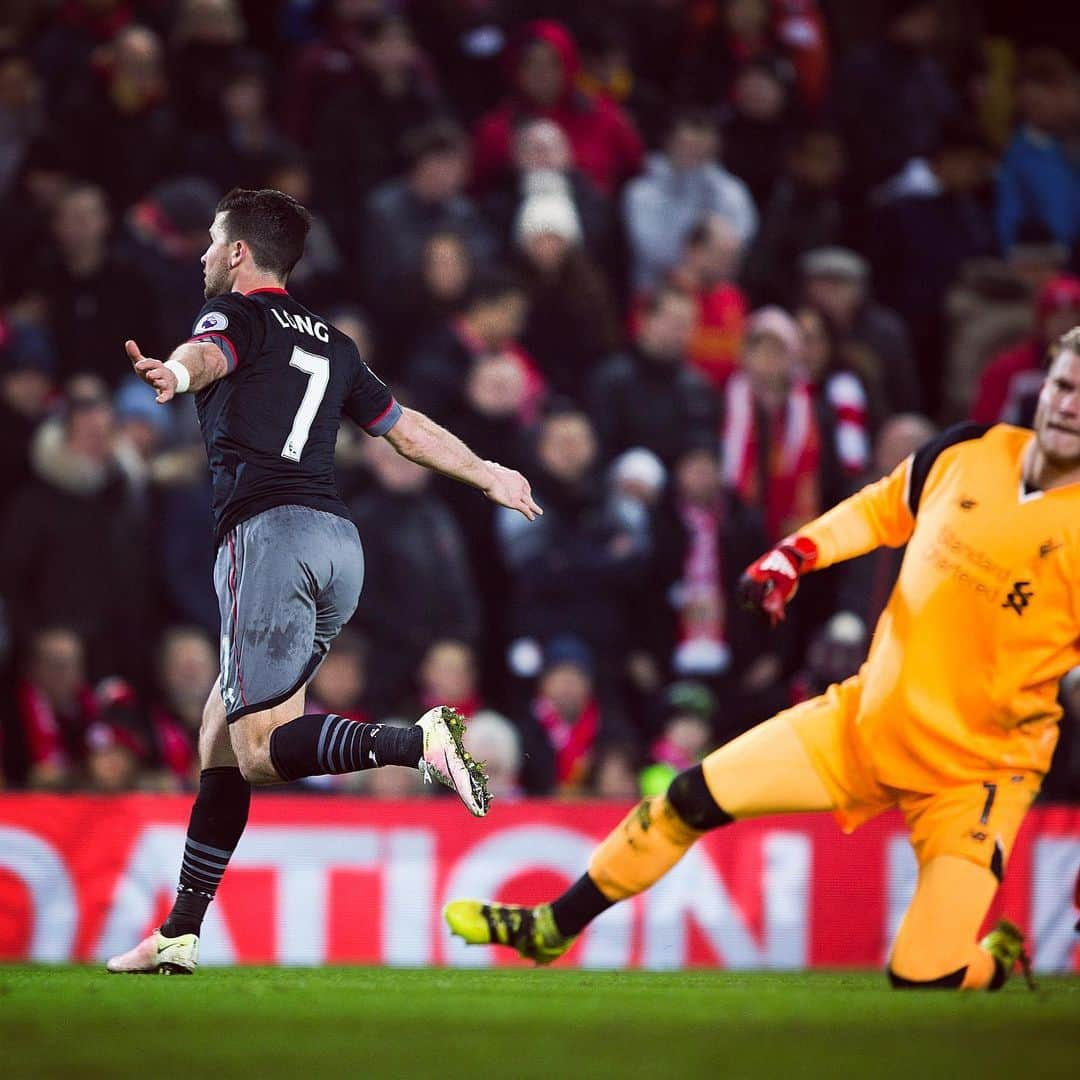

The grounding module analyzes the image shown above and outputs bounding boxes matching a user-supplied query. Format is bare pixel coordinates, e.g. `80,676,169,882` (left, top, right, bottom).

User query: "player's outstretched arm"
384,407,543,521
126,339,230,402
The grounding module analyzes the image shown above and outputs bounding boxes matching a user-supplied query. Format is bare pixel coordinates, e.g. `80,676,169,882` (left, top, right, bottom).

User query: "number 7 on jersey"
281,346,330,462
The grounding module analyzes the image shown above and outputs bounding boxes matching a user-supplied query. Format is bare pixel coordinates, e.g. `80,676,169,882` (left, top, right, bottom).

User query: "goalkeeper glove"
737,535,819,626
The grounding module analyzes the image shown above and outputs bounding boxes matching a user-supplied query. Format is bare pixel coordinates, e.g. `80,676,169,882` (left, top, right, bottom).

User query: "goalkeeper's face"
1034,348,1080,467
201,213,234,299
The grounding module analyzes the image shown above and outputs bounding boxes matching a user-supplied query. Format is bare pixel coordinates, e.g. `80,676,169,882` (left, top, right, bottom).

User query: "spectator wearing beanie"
482,118,613,266
515,178,620,402
590,285,718,466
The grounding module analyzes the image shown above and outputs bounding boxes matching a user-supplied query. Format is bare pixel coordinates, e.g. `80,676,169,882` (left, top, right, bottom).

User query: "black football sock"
549,874,615,938
161,766,250,938
268,714,423,782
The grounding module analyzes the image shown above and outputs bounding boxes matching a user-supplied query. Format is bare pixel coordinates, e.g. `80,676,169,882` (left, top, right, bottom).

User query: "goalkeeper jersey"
801,423,1080,791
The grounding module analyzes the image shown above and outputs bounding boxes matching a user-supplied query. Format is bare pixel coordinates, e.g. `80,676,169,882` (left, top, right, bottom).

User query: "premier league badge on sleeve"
195,311,229,334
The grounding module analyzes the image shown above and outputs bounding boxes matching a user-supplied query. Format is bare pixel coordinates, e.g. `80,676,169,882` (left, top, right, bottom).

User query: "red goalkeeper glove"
737,535,819,626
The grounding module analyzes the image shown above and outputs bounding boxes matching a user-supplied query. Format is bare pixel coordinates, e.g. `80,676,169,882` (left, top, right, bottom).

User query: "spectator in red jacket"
471,20,643,196
972,274,1080,426
665,214,748,389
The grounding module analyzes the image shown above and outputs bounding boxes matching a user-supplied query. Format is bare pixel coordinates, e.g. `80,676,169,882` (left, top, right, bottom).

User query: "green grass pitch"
2,966,1078,1079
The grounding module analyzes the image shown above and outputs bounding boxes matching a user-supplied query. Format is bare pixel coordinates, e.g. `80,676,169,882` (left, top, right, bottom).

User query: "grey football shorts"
213,504,364,723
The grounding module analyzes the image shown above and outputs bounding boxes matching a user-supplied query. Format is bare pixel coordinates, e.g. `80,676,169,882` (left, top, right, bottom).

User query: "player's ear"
229,240,245,268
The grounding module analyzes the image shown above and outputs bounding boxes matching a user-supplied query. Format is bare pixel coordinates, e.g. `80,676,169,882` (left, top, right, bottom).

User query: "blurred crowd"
0,0,1078,801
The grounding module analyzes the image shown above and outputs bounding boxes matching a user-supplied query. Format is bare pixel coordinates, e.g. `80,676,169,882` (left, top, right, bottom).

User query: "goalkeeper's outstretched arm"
798,458,917,570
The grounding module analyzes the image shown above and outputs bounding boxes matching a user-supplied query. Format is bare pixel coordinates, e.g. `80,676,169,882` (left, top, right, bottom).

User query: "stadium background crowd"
0,0,1077,803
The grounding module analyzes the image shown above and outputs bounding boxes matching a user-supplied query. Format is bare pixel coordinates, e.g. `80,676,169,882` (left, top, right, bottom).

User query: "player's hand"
126,339,177,404
483,461,543,521
737,535,819,626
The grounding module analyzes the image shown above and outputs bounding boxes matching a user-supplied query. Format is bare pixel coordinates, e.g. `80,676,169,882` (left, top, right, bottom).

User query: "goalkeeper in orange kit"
447,330,1080,990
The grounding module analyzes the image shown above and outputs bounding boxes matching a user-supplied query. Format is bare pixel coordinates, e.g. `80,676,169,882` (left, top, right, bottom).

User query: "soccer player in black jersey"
107,188,541,974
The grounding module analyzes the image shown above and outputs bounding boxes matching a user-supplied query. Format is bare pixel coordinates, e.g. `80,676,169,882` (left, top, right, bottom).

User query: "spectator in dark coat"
167,0,248,137
361,120,497,321
471,19,643,196
515,182,620,402
827,0,957,198
800,247,922,425
405,269,532,426
311,13,446,254
868,120,998,409
0,320,56,514
59,25,179,210
720,56,803,211
349,432,480,716
0,379,151,688
497,402,646,684
742,126,847,307
285,1,406,145
590,285,719,466
185,53,293,195
383,231,474,373
21,183,159,388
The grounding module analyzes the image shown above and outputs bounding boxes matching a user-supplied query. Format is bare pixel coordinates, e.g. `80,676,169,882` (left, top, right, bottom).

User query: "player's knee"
231,726,275,785
667,765,734,832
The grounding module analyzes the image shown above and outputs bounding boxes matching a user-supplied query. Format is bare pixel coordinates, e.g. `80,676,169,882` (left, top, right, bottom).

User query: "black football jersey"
188,286,400,546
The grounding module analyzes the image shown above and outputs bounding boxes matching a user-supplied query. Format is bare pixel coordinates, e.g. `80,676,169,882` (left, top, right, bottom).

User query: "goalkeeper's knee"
667,764,734,831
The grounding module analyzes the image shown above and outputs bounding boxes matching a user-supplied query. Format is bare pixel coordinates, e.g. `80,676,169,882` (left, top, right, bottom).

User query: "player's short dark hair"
216,187,312,280
464,267,525,310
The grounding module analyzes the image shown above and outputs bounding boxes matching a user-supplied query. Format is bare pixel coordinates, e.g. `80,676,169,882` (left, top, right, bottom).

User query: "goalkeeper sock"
161,766,250,938
268,714,422,782
586,795,705,904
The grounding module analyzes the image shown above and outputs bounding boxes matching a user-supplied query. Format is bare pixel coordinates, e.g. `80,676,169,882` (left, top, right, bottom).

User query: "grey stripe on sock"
186,838,233,860
329,717,350,773
181,865,221,889
345,724,361,770
183,850,229,873
316,714,340,773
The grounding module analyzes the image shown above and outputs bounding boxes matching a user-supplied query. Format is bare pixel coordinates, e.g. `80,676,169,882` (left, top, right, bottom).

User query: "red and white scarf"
722,372,821,542
532,695,600,788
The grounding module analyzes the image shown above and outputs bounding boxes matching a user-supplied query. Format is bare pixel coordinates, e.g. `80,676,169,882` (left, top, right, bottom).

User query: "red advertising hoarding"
1,795,1077,971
